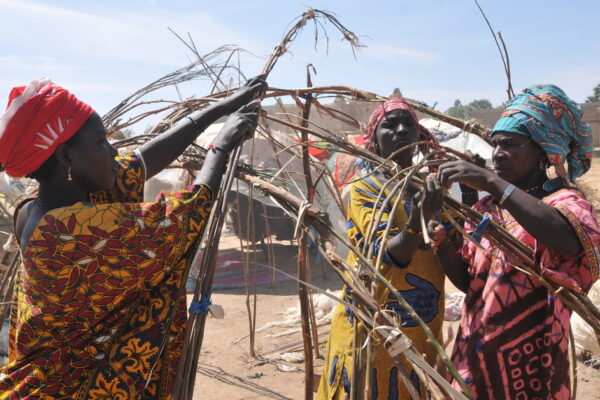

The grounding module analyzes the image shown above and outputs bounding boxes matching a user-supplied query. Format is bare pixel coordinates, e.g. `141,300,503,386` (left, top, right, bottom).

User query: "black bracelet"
187,116,202,130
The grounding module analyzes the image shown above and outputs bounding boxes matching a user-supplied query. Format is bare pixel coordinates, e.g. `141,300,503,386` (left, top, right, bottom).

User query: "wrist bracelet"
498,184,516,206
208,144,229,154
405,226,422,236
187,116,202,130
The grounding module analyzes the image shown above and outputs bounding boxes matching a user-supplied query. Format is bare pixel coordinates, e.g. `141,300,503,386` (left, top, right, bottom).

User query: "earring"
538,160,546,171
67,167,73,181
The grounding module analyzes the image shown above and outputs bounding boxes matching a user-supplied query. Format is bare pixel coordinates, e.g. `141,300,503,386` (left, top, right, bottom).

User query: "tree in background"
446,99,470,119
445,98,493,119
586,83,600,103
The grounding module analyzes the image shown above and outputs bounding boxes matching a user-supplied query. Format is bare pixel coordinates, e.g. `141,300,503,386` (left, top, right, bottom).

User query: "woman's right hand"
463,150,486,167
409,174,443,228
459,150,485,193
212,101,260,152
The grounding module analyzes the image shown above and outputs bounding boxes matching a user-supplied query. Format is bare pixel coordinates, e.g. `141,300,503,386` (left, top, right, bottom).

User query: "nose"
394,122,409,135
491,145,506,163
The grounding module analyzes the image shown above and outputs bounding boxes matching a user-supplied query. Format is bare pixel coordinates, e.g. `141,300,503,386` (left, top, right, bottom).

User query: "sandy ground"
190,236,333,400
191,160,600,400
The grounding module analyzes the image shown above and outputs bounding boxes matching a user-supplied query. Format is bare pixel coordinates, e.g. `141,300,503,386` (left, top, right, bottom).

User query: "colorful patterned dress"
0,153,213,399
451,189,600,399
317,173,449,400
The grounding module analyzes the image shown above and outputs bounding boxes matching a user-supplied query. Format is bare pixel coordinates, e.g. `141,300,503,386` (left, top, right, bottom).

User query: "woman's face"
491,131,546,186
374,109,419,168
68,113,119,192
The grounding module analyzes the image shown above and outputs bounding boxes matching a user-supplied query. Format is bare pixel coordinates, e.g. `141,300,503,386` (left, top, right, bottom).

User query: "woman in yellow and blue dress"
317,97,458,399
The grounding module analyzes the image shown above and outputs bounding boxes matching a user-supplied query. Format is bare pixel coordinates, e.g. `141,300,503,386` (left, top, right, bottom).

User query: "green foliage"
446,99,470,119
469,99,493,110
586,82,600,103
445,98,493,119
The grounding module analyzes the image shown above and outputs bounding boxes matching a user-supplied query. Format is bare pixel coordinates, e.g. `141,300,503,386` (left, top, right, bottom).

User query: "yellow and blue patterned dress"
0,153,213,399
317,173,448,400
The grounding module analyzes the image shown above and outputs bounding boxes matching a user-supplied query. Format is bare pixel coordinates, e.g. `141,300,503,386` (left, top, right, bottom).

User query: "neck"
37,179,88,208
516,171,547,195
396,156,412,170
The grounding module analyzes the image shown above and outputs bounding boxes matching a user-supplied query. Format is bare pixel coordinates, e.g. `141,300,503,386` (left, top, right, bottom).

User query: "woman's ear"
55,143,71,168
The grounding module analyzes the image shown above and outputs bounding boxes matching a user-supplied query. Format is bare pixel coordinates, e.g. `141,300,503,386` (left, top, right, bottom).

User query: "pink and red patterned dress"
451,188,600,399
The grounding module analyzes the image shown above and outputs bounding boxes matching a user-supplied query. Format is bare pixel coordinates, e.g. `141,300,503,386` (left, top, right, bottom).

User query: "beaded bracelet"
208,144,228,154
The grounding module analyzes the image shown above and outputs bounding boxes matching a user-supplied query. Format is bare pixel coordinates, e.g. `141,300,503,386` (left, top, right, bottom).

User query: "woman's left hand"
427,220,447,250
218,75,267,114
437,160,493,192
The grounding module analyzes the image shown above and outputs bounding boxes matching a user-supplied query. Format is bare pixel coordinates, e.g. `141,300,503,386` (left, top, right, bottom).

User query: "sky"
1,0,599,132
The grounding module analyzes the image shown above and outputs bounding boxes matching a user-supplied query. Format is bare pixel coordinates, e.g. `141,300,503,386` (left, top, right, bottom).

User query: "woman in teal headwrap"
430,84,599,399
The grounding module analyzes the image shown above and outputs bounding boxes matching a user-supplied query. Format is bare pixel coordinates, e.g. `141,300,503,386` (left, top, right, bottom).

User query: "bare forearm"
486,175,582,257
139,103,225,179
193,149,229,194
386,216,423,266
436,239,470,293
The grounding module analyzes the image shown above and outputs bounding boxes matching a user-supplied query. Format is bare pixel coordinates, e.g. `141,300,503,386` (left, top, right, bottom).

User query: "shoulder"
544,187,589,206
544,187,597,225
350,174,382,196
14,199,32,241
353,174,382,189
15,200,38,248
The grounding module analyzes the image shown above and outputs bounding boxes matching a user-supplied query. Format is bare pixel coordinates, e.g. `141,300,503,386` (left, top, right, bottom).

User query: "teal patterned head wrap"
492,84,593,191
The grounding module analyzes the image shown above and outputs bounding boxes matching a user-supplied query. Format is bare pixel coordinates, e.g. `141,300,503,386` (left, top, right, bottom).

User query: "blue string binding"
189,292,212,314
471,214,491,244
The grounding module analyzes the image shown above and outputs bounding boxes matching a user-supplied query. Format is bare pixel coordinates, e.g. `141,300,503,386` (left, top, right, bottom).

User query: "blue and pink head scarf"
492,84,593,191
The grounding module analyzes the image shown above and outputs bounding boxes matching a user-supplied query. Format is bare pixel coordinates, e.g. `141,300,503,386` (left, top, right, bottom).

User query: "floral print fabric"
0,154,213,399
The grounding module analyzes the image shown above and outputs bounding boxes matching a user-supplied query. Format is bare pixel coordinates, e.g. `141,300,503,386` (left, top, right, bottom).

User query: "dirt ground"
192,159,600,400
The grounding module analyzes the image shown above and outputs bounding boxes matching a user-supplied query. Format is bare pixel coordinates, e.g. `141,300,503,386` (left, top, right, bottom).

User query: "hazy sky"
1,0,598,127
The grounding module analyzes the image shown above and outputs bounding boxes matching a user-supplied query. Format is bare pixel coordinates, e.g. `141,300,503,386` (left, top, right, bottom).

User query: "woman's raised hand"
411,174,444,225
218,75,267,115
426,220,447,250
458,151,486,205
212,101,261,152
436,158,492,192
464,150,486,168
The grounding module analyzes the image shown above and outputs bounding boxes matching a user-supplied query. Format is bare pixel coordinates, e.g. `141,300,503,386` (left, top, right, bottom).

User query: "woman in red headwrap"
317,98,459,399
0,76,265,398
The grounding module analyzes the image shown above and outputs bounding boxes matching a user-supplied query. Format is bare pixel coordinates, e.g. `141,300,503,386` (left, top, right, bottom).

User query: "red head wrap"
363,97,438,155
0,78,94,177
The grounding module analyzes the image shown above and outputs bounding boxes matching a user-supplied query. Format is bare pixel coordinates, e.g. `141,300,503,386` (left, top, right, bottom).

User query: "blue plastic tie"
471,214,491,244
189,293,212,314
